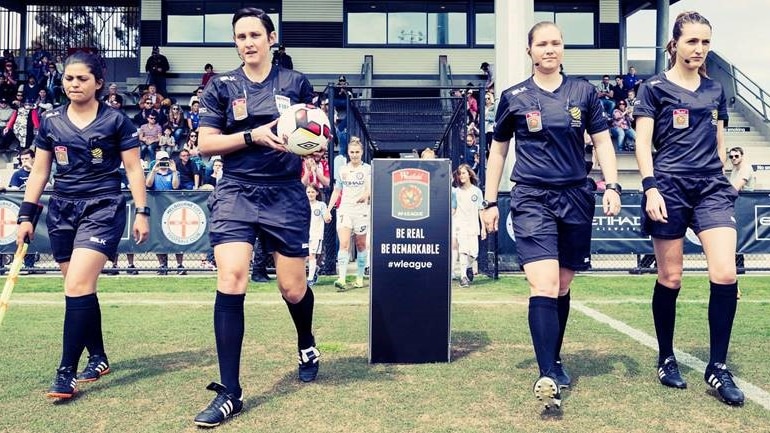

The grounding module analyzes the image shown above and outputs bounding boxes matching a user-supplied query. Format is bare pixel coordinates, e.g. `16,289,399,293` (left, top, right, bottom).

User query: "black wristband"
243,130,254,147
18,201,38,224
642,176,658,192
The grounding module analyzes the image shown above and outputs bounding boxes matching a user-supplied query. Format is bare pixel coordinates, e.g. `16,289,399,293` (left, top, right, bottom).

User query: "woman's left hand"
251,119,285,151
133,214,150,244
602,189,621,216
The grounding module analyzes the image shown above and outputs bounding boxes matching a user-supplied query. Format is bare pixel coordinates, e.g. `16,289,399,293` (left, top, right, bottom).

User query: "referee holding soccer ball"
193,7,320,428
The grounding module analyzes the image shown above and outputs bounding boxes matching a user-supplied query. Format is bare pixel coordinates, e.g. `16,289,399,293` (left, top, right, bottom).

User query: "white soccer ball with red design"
277,103,332,156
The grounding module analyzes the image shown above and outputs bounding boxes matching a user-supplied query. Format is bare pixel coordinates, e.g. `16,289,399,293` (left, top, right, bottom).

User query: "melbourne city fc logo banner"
0,201,19,245
392,169,430,221
161,201,207,245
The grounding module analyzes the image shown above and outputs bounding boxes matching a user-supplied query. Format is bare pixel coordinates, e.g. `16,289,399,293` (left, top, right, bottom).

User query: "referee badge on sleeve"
673,109,689,129
232,98,248,121
526,111,543,132
54,146,69,166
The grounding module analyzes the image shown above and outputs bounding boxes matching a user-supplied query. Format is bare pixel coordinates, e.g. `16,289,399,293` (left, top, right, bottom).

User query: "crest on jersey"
569,106,582,127
161,201,207,245
91,147,104,164
673,109,689,129
525,111,542,132
392,169,429,221
0,201,20,245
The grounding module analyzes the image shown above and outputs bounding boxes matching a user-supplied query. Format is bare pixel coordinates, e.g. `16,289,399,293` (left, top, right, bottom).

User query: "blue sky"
628,0,770,91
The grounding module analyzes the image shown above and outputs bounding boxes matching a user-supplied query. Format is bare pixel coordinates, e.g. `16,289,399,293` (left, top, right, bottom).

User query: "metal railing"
707,52,770,122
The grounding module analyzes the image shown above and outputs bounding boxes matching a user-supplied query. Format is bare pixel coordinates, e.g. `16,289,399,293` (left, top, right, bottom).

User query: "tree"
32,6,139,57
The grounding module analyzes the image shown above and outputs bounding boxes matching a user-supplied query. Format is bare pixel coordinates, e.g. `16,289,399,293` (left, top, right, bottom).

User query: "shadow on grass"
516,349,642,386
87,348,217,392
451,330,491,361
243,356,397,411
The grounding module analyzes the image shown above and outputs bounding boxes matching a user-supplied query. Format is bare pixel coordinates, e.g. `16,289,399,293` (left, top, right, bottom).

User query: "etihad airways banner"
494,191,770,268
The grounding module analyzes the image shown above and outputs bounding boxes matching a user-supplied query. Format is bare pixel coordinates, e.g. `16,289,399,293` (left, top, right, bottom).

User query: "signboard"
369,159,452,363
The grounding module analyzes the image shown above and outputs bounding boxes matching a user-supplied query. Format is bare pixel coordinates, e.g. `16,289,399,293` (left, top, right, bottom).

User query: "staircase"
598,107,770,190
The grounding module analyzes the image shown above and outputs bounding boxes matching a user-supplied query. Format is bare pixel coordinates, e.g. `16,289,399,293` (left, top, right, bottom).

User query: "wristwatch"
243,129,254,147
135,207,151,216
481,200,498,209
605,183,623,194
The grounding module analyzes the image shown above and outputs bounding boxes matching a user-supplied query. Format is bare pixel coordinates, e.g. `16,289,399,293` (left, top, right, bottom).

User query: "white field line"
573,301,770,411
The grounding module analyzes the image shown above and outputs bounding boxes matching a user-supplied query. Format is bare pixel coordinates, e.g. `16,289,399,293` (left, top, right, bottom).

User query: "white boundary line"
573,301,770,411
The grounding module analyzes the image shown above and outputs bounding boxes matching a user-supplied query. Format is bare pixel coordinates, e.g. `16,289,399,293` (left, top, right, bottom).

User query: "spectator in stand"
301,154,330,189
42,62,62,104
139,83,166,111
187,100,201,132
175,148,200,189
610,100,637,152
8,148,34,190
145,46,170,96
103,83,124,111
466,89,479,125
201,63,216,87
8,101,40,149
421,147,436,159
21,75,41,104
138,112,162,161
158,126,175,154
29,41,51,78
54,54,65,74
10,89,23,109
8,146,42,272
625,89,638,118
596,74,615,114
464,132,479,165
623,66,642,94
189,86,204,107
728,146,755,192
35,88,53,112
480,62,495,92
0,75,14,103
611,75,628,107
0,97,17,151
145,150,185,275
484,91,496,157
164,103,188,144
183,129,201,159
3,60,18,88
132,99,160,127
333,76,352,130
272,44,293,69
200,157,222,189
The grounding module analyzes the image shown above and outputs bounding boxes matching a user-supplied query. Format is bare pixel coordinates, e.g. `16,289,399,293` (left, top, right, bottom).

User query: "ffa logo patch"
711,109,718,126
91,147,104,164
569,106,582,127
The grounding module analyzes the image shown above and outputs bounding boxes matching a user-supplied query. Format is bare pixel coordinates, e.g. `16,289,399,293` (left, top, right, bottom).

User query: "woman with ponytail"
634,11,744,406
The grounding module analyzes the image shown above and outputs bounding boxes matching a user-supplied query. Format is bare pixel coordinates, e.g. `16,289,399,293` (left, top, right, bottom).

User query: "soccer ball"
277,103,332,156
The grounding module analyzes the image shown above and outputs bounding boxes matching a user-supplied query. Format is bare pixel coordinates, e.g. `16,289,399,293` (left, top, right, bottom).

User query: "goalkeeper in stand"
193,7,319,428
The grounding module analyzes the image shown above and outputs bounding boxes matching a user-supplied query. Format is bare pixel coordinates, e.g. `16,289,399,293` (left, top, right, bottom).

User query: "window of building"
535,3,596,47
165,1,280,45
346,1,467,46
475,13,494,45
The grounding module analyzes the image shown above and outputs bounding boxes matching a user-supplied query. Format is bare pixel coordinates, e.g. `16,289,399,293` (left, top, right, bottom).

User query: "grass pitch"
0,274,768,433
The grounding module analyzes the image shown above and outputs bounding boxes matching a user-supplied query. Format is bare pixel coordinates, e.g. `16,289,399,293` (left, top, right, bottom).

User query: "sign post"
369,159,452,363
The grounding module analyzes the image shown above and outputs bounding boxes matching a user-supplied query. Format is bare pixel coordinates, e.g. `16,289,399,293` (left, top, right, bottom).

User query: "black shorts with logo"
641,172,738,239
207,178,309,257
510,183,595,271
47,193,127,263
